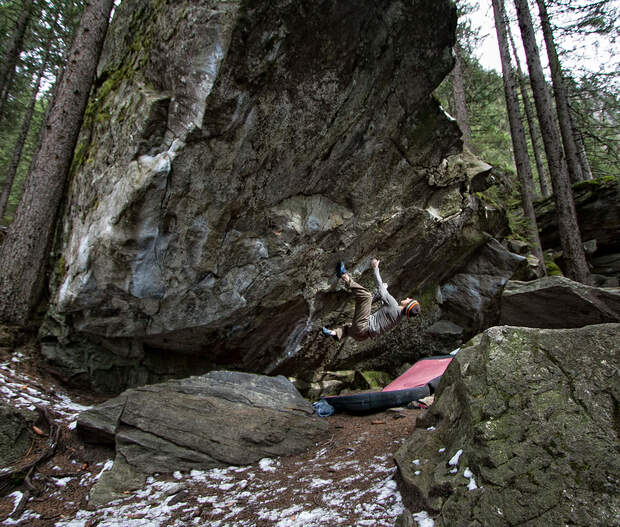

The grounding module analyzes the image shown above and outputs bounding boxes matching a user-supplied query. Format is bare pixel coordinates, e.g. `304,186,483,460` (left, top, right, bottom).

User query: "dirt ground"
0,328,424,526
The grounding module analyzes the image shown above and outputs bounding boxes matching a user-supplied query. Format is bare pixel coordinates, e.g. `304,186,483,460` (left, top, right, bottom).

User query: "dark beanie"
406,300,420,318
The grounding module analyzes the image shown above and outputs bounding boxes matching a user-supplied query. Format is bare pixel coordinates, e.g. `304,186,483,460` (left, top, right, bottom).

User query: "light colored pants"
334,279,371,341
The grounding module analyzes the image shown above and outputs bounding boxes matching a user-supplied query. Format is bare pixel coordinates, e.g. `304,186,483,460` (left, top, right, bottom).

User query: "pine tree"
0,0,115,324
534,0,587,183
513,0,591,284
0,11,59,221
506,24,550,198
0,0,34,121
452,43,474,151
492,0,545,274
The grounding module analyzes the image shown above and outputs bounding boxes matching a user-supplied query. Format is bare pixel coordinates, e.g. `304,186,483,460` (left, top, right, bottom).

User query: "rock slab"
395,324,620,526
500,275,620,328
78,371,328,473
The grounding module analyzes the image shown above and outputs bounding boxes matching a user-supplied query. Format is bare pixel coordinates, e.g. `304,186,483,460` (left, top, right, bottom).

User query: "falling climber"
321,258,420,342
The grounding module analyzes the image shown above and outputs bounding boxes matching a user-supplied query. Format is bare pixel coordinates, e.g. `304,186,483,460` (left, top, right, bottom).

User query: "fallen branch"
10,489,31,520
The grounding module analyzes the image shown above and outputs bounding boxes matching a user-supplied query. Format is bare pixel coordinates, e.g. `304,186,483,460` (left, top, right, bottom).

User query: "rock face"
394,324,620,526
500,276,620,328
78,371,328,473
536,177,620,284
44,0,509,391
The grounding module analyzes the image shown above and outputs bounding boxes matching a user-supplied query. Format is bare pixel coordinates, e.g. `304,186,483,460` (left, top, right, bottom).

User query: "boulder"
535,176,620,281
500,276,620,328
0,402,36,467
439,239,525,335
78,371,327,473
395,324,620,526
42,0,510,392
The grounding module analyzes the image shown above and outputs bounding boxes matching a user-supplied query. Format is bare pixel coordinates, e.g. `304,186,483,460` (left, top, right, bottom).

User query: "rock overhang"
46,0,509,388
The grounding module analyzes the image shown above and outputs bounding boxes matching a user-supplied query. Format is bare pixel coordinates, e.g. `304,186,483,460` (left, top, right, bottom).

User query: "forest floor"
0,328,434,527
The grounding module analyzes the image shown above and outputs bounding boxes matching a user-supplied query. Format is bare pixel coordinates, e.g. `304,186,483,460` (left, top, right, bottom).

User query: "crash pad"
321,355,453,414
382,356,453,392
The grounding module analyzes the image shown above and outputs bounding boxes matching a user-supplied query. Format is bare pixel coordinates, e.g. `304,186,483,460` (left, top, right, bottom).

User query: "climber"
321,258,420,342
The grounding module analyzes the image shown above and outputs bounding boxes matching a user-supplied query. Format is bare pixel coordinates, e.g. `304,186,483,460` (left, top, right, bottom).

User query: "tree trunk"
514,0,591,284
451,43,473,151
0,65,44,222
507,23,551,199
570,109,594,180
534,0,585,184
0,13,58,223
0,0,34,120
492,0,546,275
0,0,115,325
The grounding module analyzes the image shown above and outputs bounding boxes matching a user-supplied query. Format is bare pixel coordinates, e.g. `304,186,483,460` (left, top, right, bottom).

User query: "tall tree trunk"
0,0,115,325
507,23,551,199
0,0,34,120
570,109,594,180
513,0,591,284
0,11,58,222
0,64,45,222
451,43,473,151
492,0,546,275
534,0,585,184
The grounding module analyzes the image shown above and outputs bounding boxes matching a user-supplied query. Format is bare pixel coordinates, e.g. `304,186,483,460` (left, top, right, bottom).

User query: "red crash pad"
382,356,453,392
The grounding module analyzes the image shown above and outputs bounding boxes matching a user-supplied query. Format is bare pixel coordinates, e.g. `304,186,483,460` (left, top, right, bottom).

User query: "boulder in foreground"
395,324,620,526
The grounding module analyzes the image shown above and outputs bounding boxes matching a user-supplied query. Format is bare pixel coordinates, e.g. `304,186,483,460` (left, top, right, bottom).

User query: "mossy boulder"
395,324,620,526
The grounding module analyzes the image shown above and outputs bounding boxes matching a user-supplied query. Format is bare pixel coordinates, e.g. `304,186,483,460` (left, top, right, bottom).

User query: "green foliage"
545,253,564,276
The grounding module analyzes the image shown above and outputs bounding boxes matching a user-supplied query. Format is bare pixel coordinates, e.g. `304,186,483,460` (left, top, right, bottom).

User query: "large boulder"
500,276,620,328
42,0,508,391
78,371,328,473
394,324,620,526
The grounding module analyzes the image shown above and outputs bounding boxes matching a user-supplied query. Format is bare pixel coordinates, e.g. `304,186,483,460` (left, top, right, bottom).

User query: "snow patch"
448,449,463,466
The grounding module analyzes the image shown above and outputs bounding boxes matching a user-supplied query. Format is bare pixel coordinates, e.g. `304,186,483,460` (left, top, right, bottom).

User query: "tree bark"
451,43,473,151
0,64,44,222
492,0,545,275
0,10,58,223
570,108,594,180
513,0,591,284
0,0,115,324
0,0,34,120
507,23,551,199
534,0,585,184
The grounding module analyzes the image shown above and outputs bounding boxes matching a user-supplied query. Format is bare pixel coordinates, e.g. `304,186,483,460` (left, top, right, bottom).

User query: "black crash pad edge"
322,385,431,414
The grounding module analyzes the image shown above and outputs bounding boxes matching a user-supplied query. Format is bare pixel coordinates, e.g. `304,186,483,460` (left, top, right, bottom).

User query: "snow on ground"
0,354,91,426
0,349,436,527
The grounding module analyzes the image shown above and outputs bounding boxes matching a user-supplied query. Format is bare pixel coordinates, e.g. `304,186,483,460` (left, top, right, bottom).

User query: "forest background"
0,0,618,322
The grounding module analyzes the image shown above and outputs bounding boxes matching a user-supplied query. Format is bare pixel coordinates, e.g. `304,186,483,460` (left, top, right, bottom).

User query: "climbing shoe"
336,261,347,278
321,327,336,339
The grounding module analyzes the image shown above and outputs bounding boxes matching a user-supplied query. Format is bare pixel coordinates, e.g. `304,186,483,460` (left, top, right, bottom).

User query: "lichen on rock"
395,324,620,526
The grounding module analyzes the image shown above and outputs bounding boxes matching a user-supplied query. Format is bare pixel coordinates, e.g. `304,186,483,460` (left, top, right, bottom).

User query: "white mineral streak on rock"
270,195,353,235
58,140,185,308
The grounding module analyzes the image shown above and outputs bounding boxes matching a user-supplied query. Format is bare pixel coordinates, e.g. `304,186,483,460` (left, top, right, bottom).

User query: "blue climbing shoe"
321,327,334,338
336,261,347,278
